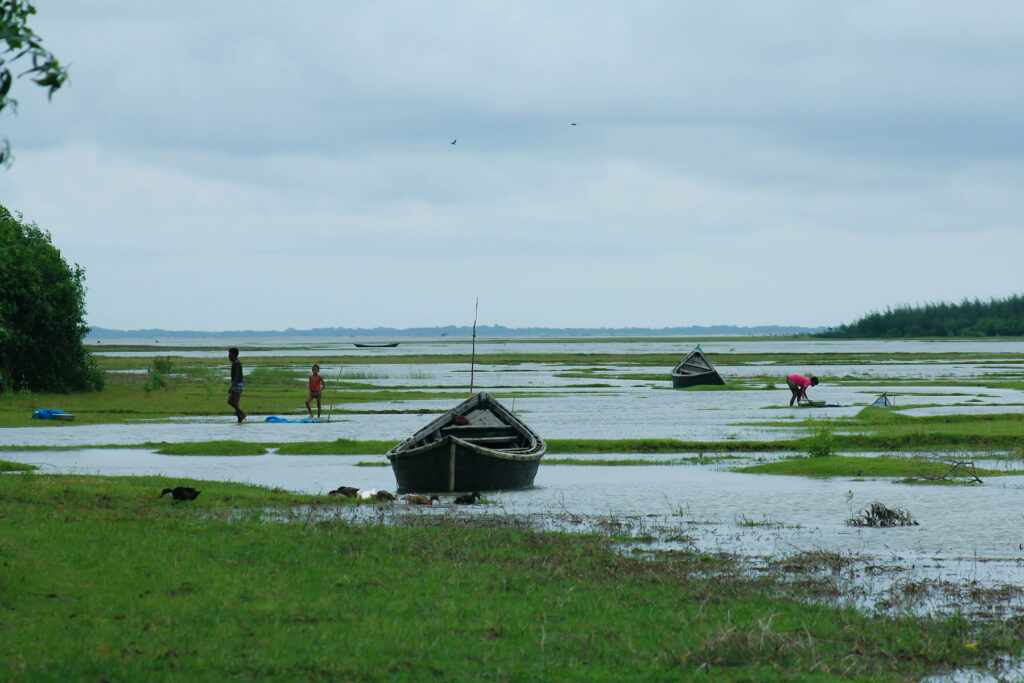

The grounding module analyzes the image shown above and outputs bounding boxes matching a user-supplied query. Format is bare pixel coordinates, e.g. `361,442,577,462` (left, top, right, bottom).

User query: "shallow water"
6,371,1021,449
89,335,1024,357
8,337,1024,618
9,448,1024,616
12,449,1023,563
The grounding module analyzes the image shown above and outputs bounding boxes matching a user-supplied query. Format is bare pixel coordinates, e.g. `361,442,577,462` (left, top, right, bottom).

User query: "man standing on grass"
228,347,247,423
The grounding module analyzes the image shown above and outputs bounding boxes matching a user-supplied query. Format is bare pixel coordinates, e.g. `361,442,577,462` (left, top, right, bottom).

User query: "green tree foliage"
1,1,68,166
818,294,1024,338
0,204,103,392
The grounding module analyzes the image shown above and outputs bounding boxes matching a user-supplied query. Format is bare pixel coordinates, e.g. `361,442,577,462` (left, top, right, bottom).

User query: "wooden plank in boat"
442,424,517,436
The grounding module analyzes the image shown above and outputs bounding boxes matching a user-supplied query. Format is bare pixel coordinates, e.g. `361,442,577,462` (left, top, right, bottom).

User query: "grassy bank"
745,409,1024,453
823,409,1024,452
2,473,1022,680
0,371,467,426
0,459,35,472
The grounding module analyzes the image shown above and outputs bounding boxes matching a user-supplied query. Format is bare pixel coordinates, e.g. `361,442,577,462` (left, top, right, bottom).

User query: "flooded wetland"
4,336,1024,628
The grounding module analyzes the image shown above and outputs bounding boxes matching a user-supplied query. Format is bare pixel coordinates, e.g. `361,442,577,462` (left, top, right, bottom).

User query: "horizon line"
87,323,825,337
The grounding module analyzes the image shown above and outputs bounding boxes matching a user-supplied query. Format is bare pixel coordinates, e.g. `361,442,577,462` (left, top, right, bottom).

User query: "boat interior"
411,407,530,450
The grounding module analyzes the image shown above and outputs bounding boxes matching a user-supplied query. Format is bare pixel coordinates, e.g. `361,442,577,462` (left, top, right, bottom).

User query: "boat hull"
387,392,545,492
671,371,725,388
670,347,726,388
389,437,541,492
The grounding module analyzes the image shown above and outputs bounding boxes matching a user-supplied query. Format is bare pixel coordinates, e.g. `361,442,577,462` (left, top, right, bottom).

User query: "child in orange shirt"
306,364,327,419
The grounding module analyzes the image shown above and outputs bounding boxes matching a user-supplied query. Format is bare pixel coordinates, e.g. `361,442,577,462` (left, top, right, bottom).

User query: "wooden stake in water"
469,298,479,396
326,362,343,422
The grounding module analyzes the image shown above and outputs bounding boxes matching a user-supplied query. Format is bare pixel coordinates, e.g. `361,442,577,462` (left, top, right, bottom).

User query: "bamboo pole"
325,362,343,422
469,298,478,396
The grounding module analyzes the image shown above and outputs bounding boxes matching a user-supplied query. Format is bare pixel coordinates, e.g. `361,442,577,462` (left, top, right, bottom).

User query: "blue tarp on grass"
32,409,69,420
264,416,325,423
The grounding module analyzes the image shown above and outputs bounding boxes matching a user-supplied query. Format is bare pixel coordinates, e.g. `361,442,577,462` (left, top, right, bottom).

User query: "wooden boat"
386,392,546,492
353,342,399,348
670,346,726,388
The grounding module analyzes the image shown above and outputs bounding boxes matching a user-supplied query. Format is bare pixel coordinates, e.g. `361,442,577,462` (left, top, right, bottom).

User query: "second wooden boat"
671,346,726,388
386,392,546,492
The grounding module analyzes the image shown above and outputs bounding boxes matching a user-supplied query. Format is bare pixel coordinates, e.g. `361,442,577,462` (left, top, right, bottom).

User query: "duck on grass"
159,486,201,501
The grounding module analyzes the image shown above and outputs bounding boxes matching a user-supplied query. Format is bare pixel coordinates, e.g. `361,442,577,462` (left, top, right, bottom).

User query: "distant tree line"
818,295,1024,338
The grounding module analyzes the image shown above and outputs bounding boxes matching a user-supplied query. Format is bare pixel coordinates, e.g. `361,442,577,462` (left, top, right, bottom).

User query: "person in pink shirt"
786,373,819,406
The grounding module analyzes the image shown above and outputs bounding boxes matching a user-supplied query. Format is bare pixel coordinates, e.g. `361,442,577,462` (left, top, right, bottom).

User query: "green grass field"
2,473,1022,681
4,342,1024,677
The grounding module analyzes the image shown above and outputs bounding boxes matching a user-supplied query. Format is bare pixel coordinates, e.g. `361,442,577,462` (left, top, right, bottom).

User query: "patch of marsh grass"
733,455,1024,480
805,417,837,457
152,440,270,456
275,439,396,455
0,459,36,472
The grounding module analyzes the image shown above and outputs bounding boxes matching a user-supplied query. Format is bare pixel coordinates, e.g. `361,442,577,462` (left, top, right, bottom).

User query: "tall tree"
0,204,102,392
1,1,68,166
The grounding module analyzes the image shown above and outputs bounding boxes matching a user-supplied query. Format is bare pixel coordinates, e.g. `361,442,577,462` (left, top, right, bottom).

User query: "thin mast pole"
325,362,343,422
469,298,478,396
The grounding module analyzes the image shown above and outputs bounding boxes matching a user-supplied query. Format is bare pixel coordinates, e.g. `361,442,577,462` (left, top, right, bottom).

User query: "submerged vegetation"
847,501,919,527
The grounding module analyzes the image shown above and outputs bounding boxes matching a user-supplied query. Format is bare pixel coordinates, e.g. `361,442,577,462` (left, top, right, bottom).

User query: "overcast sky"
3,1,1024,331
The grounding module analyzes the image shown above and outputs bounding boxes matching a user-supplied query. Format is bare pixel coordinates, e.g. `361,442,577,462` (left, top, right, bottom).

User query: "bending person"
786,373,819,406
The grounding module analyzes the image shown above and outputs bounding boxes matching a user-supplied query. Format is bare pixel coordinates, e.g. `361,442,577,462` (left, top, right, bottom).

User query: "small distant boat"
671,346,726,388
387,392,546,492
353,342,399,348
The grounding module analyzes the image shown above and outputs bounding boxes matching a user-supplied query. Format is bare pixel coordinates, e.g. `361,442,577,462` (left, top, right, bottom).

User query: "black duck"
160,487,201,501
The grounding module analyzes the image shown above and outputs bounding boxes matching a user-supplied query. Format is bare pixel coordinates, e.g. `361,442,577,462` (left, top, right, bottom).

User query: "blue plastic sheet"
263,415,324,423
31,409,68,420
